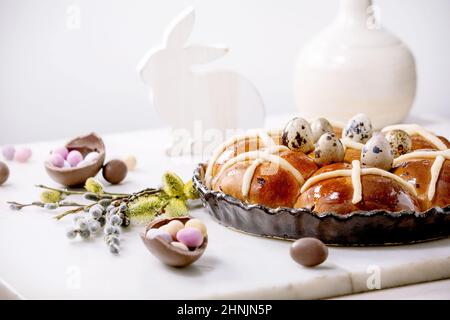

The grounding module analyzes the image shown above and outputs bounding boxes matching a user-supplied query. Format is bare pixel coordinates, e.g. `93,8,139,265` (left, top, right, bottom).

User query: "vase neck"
336,0,373,26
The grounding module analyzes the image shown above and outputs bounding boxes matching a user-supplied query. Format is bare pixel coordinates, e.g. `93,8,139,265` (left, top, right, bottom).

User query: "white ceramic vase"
293,0,416,129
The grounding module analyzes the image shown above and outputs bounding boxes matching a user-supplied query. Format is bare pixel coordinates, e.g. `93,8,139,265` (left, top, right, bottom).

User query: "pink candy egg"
66,150,83,167
14,147,32,163
2,145,15,161
176,227,204,248
52,146,69,159
49,153,65,168
146,228,172,242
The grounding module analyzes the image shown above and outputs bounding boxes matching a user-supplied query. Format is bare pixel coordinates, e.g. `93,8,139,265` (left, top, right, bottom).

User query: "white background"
0,0,449,144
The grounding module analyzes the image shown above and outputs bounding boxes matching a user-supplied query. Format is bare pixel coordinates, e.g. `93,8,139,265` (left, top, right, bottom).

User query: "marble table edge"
201,256,450,300
0,278,25,300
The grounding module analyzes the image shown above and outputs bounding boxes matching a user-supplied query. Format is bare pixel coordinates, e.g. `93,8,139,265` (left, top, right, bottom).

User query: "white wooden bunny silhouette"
138,7,265,155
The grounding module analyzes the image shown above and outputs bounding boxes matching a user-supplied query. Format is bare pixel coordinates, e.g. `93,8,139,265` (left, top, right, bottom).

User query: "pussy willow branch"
35,184,130,198
53,188,161,220
7,201,88,210
53,203,97,220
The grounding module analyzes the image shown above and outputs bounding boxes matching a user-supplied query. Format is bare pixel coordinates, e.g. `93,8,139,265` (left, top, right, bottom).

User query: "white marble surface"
0,113,449,299
332,279,450,300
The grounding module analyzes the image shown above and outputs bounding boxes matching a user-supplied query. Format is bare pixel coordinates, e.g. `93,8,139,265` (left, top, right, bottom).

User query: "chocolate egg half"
140,217,208,268
44,133,105,187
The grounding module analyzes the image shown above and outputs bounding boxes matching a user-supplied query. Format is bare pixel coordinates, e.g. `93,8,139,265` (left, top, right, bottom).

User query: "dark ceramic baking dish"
192,163,450,246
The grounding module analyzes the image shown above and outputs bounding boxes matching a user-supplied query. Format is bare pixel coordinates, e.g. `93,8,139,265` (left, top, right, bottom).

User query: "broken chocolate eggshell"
44,133,106,187
140,217,208,268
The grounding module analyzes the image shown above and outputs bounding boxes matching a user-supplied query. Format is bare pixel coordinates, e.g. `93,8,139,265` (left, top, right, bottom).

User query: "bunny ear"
164,6,195,48
184,45,229,65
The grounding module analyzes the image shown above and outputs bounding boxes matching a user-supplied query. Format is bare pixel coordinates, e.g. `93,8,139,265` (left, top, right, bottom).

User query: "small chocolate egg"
361,134,394,170
385,129,412,158
282,117,314,153
102,159,128,184
314,133,345,166
0,161,9,185
342,113,373,143
290,237,328,267
310,117,334,142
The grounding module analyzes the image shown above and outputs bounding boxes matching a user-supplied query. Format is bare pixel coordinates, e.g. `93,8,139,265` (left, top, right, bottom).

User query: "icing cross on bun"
300,160,416,204
207,130,318,208
295,160,420,214
203,115,449,214
205,130,282,188
392,149,450,211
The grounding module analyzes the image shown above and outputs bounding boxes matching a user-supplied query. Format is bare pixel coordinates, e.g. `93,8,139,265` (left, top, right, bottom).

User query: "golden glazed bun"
212,150,317,208
392,158,450,211
411,135,450,151
295,163,420,214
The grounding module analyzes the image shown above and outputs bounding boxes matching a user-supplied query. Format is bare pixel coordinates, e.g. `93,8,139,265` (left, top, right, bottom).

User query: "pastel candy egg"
361,134,394,171
145,228,172,242
282,117,314,153
159,220,184,240
314,133,345,166
63,160,71,168
66,150,83,167
342,113,373,143
171,241,189,251
2,145,15,161
310,118,334,143
49,153,65,168
84,151,99,163
185,218,207,236
52,146,69,159
14,147,32,162
176,227,204,248
76,160,89,167
123,155,137,171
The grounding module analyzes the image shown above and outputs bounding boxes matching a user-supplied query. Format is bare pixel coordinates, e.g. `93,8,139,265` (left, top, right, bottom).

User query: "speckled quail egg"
282,117,314,153
342,113,373,143
310,117,334,142
314,133,345,166
384,129,412,158
361,134,394,170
